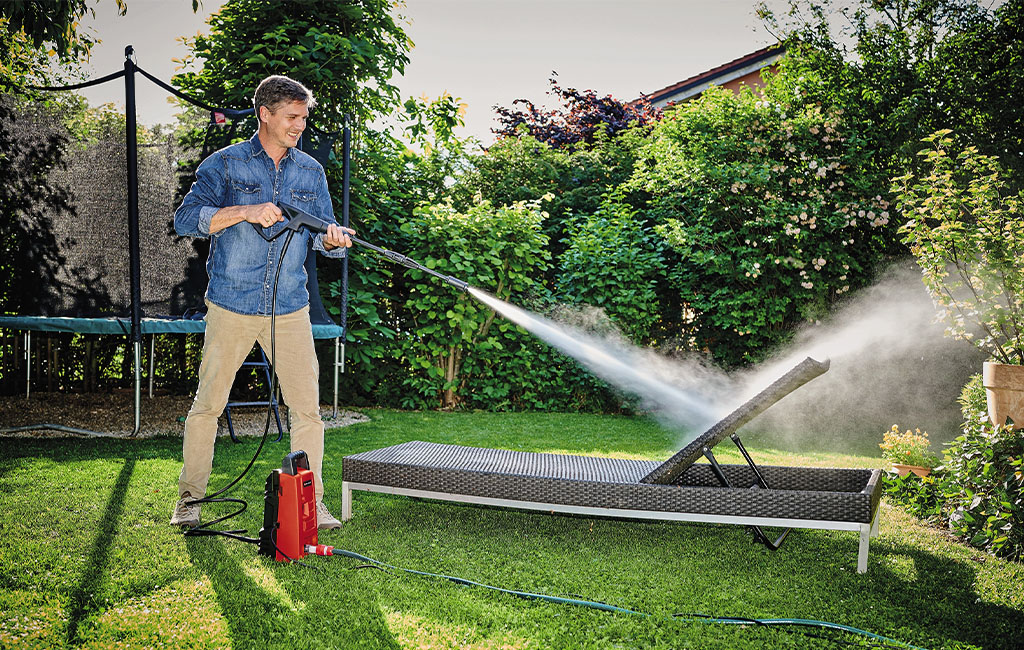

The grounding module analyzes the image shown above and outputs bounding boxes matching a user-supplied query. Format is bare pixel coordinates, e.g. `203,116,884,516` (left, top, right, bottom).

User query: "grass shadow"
341,492,1023,649
833,538,1024,650
65,456,135,644
184,520,402,648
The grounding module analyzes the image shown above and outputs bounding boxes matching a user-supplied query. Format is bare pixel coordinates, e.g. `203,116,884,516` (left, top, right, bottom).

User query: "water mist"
467,261,981,455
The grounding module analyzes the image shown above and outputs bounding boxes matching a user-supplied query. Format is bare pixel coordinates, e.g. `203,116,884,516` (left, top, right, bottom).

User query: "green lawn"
1,410,1022,649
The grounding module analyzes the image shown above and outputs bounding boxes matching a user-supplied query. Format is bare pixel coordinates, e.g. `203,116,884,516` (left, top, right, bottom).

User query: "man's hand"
323,224,355,250
244,203,284,229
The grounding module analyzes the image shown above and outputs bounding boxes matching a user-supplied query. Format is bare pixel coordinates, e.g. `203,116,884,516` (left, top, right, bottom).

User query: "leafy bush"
397,198,552,408
557,195,670,343
462,131,641,271
895,131,1024,365
940,374,1024,559
882,472,943,521
883,375,1024,560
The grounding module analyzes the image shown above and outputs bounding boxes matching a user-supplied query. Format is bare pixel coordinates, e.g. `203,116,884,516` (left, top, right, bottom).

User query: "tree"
173,0,410,133
0,0,135,86
758,0,1023,181
932,0,1024,180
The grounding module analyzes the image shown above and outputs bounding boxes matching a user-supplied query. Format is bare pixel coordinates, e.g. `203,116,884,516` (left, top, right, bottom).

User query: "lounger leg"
858,523,870,574
341,480,352,521
870,508,880,538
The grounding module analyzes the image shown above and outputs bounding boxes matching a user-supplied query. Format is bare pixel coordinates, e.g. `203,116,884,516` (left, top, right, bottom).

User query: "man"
171,75,353,530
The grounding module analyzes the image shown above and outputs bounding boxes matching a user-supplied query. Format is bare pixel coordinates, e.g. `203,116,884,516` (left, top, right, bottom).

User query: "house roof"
643,44,786,106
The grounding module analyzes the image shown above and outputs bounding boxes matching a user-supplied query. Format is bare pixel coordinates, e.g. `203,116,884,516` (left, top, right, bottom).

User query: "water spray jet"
273,203,767,436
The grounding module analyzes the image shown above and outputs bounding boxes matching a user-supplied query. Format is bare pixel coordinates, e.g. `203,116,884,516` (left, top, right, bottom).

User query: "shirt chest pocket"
290,189,317,205
231,181,262,205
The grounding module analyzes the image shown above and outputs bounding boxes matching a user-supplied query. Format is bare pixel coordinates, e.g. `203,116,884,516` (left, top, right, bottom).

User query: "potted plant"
880,425,938,477
896,130,1024,430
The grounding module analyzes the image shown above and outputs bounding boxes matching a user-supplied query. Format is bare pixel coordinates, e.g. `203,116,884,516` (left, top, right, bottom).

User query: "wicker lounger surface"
343,440,881,524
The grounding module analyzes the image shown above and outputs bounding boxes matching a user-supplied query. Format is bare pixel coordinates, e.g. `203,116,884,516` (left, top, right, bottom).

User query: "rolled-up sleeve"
310,168,347,259
175,154,226,239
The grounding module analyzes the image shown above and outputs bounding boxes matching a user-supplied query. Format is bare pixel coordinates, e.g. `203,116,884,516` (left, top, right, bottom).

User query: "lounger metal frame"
341,479,881,573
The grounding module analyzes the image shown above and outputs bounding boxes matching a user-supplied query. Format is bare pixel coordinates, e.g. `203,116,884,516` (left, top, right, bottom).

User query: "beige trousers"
178,301,326,501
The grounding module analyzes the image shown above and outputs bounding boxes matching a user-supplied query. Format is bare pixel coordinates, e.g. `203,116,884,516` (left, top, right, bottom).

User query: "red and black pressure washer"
258,451,320,562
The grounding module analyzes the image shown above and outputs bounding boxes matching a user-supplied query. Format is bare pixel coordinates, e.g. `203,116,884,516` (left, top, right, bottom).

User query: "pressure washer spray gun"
252,206,471,563
275,202,470,292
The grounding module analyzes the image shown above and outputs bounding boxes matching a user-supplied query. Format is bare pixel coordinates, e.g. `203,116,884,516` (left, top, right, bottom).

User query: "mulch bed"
0,391,367,439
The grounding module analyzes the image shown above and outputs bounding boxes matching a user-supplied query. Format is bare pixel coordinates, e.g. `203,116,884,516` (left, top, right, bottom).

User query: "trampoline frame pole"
333,338,340,418
124,45,143,438
24,331,30,399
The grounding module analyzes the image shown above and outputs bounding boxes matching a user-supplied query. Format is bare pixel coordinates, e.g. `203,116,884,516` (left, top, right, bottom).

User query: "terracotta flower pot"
982,361,1024,430
892,464,931,478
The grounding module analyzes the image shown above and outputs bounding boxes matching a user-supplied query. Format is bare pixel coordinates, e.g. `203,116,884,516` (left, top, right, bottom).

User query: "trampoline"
0,46,352,436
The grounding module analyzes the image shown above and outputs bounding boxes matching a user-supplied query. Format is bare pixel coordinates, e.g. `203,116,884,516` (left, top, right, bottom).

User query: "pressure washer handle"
279,203,332,234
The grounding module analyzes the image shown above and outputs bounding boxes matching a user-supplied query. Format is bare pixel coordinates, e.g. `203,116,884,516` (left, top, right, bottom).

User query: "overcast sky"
77,0,777,143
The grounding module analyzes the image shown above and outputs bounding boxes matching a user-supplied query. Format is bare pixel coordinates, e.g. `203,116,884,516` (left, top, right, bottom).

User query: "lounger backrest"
639,357,830,485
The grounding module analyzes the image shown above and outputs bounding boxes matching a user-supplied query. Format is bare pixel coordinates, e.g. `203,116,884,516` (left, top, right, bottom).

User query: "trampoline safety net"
1,93,207,319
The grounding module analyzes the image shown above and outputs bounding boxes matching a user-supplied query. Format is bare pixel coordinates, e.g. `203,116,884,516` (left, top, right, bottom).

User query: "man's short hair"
253,75,316,120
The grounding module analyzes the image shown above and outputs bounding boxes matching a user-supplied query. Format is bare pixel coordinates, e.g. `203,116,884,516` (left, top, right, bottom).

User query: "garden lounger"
341,357,883,573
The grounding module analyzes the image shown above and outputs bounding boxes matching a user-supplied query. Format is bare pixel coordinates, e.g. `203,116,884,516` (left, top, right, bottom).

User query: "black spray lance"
266,202,470,292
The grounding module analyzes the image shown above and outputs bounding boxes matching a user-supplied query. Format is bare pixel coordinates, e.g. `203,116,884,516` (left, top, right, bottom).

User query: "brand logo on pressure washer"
303,479,312,487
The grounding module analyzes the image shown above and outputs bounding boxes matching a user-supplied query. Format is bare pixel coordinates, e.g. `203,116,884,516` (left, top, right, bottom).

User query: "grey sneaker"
316,501,342,530
170,492,201,527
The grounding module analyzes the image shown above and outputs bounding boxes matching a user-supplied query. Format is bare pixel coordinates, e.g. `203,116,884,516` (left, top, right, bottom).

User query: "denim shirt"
174,132,345,316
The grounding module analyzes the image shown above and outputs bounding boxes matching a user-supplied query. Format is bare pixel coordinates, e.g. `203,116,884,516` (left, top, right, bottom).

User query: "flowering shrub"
880,425,938,468
628,86,896,366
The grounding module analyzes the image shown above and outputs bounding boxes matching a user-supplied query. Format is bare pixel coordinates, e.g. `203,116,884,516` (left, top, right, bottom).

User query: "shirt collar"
248,131,296,163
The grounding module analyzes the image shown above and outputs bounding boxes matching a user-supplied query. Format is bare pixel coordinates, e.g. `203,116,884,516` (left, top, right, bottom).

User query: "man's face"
260,100,308,151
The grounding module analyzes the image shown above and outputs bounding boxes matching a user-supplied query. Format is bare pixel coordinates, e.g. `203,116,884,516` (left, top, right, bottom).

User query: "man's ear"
258,105,270,124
